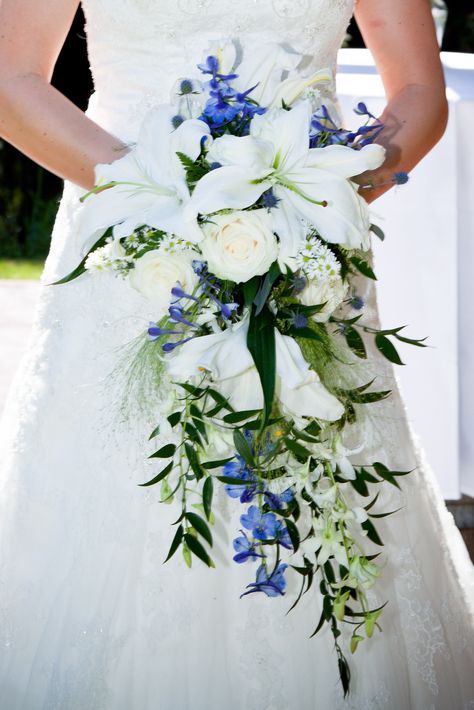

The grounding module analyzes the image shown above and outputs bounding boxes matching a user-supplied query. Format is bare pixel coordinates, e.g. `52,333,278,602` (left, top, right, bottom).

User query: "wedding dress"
1,1,474,708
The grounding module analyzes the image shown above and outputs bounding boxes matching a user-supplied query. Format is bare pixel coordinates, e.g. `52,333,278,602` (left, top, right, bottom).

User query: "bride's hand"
354,0,448,202
0,0,128,189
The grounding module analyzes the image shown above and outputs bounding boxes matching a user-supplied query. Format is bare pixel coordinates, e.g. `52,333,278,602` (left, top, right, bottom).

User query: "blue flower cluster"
148,284,201,353
192,260,238,320
222,452,294,598
241,563,289,598
310,102,384,149
148,261,238,352
197,55,266,133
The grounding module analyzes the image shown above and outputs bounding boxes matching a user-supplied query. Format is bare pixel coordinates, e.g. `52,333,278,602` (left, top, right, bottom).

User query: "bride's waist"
86,85,172,143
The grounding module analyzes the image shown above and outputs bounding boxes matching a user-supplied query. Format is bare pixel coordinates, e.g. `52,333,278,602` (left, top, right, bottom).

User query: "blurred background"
0,2,473,555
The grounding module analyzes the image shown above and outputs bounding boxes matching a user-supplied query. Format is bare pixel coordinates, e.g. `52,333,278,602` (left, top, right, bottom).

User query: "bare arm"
0,0,128,189
354,0,448,202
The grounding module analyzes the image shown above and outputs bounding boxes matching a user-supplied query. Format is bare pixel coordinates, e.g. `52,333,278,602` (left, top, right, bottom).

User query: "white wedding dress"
1,1,474,708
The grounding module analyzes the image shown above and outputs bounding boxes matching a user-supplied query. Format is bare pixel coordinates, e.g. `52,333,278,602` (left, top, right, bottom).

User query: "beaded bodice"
81,0,355,140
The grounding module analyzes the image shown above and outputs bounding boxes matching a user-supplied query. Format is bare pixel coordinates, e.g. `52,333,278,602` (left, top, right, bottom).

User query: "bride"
0,0,473,708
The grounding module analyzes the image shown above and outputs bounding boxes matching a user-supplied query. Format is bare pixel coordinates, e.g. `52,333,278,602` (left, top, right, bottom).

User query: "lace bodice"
81,0,355,140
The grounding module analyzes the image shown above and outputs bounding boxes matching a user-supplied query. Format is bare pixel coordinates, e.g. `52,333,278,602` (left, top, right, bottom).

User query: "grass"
0,259,44,280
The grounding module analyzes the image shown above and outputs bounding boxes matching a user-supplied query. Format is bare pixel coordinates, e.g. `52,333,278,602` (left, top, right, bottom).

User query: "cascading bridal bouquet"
55,41,422,694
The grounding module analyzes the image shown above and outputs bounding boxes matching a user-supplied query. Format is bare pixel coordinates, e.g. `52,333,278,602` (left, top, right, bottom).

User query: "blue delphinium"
222,457,257,503
310,102,384,149
196,55,265,133
264,487,294,511
241,563,289,598
192,261,238,321
240,505,279,541
273,520,293,550
232,530,265,564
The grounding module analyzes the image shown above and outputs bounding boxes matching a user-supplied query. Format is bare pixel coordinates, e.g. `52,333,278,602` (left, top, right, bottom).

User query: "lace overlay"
1,0,474,708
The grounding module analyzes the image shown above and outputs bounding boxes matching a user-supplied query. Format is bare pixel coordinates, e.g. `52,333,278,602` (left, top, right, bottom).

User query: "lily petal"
306,143,386,179
271,186,308,268
275,331,344,421
234,43,301,107
281,173,371,249
187,165,272,216
250,102,311,174
207,134,274,172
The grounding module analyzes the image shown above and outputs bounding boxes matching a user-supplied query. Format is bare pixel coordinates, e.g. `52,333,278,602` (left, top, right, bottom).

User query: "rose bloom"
129,249,199,315
298,275,347,322
200,209,278,282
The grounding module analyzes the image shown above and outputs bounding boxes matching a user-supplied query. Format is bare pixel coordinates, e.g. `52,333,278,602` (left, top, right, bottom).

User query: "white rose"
298,276,347,322
200,210,278,283
129,249,199,315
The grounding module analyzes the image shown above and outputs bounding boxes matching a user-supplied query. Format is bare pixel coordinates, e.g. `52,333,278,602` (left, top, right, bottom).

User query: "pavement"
0,280,41,415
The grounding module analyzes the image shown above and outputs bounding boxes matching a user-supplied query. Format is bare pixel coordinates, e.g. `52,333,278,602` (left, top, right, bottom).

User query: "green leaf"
370,223,385,241
49,229,111,285
361,518,384,546
160,478,174,504
184,422,202,446
190,403,207,441
322,594,333,621
233,429,255,468
350,389,392,404
167,411,182,428
345,326,367,359
309,609,326,638
202,476,214,521
375,334,404,365
138,461,173,487
185,512,213,546
215,475,254,486
182,541,192,568
184,532,214,567
222,409,261,424
285,519,300,553
247,305,276,426
338,656,351,697
164,524,184,562
202,457,233,469
288,326,325,342
370,507,403,519
243,276,260,306
184,443,204,480
178,382,206,398
324,560,336,585
148,424,161,440
350,255,377,280
149,443,176,459
176,151,210,190
364,492,381,512
206,388,233,410
254,261,281,315
283,437,311,461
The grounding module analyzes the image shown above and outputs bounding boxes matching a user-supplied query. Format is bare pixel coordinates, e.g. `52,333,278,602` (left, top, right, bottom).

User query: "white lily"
232,43,302,107
269,68,333,108
166,314,344,422
189,101,385,253
77,106,210,252
273,329,344,422
166,316,263,412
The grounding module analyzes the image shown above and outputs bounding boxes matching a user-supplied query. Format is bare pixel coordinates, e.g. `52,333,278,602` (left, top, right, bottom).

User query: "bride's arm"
354,0,448,202
0,0,127,190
